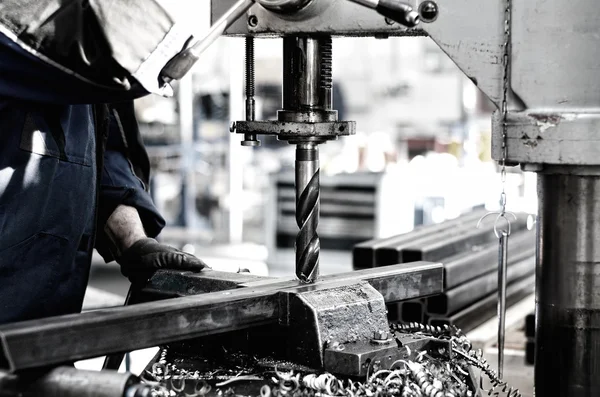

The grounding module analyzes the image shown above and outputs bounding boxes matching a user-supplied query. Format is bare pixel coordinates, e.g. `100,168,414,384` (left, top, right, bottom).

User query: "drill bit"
295,143,320,283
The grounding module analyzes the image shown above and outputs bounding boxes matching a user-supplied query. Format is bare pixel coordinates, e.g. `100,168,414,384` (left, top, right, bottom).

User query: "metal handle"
346,0,420,27
160,0,255,82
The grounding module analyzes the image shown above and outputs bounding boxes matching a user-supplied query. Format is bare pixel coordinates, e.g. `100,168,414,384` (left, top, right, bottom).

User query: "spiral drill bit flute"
295,142,320,282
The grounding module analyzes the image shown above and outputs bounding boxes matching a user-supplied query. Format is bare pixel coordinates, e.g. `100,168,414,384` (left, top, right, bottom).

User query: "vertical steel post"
536,170,600,396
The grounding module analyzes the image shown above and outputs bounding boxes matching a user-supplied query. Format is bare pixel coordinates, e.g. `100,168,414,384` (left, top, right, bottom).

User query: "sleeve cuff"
95,186,166,262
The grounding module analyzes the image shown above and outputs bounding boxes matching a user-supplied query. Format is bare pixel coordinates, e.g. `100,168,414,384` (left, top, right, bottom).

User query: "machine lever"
160,0,255,83
347,0,420,27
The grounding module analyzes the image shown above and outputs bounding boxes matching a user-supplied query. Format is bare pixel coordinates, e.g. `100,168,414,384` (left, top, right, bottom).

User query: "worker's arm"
106,205,208,285
0,0,194,101
96,102,207,284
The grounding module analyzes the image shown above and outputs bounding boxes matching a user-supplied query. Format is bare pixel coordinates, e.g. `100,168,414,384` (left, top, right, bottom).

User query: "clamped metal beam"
0,262,442,373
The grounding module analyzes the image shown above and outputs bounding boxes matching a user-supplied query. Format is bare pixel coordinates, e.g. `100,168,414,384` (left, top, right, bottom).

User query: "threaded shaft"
295,145,320,283
245,37,255,98
320,37,332,90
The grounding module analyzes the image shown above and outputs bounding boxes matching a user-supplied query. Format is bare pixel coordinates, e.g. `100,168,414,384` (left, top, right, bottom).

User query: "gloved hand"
117,238,209,284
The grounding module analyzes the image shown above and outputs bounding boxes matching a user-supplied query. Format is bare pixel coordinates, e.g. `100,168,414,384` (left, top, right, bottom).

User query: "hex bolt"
373,330,389,341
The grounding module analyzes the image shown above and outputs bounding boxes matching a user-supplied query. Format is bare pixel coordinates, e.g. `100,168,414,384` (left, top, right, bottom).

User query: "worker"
0,2,208,324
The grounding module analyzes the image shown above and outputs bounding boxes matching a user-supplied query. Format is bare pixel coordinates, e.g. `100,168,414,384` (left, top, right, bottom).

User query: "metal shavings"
147,322,521,397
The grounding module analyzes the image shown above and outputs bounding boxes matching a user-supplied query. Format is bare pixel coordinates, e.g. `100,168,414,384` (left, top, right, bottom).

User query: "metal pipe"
536,172,600,396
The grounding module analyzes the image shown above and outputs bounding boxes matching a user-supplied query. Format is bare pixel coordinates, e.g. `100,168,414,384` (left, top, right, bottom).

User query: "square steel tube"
0,262,442,372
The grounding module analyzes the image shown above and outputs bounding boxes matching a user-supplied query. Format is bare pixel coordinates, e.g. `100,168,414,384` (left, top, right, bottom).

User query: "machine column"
536,170,600,396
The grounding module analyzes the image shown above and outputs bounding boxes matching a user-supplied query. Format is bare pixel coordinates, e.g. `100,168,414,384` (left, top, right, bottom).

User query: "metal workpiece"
375,212,526,266
353,209,486,268
141,269,273,299
442,229,534,289
0,367,147,397
0,262,442,372
295,143,320,282
429,274,535,333
426,253,534,316
536,172,600,397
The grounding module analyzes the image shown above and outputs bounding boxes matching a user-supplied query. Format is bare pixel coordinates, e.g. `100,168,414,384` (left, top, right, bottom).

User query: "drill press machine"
0,1,598,396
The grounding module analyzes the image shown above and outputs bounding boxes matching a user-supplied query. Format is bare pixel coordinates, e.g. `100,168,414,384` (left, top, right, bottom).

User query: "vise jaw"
278,281,389,370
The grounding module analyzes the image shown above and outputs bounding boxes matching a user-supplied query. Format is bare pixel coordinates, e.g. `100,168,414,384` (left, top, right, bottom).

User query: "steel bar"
428,275,535,333
443,230,534,289
426,253,534,316
375,210,508,266
536,173,600,397
357,210,486,268
0,262,442,372
399,216,527,263
141,269,272,299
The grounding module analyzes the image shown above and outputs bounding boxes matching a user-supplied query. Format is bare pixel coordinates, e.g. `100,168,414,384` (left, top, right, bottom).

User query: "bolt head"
248,15,259,28
241,139,261,147
419,1,439,23
373,330,388,340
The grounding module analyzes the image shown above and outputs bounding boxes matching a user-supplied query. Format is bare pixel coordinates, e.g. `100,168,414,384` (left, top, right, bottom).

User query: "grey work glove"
117,238,209,284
